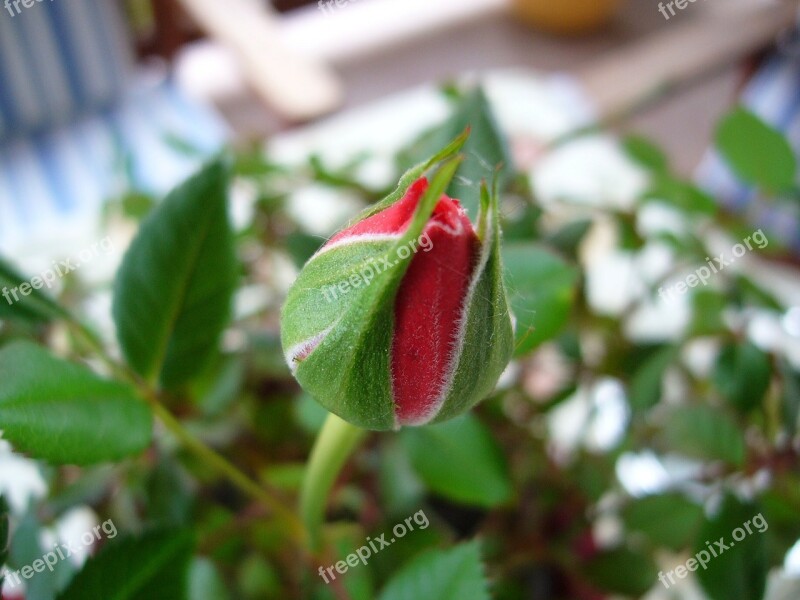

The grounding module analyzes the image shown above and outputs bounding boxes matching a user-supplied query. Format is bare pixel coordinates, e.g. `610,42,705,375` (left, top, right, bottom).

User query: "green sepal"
432,178,514,423
350,128,470,224
281,151,464,430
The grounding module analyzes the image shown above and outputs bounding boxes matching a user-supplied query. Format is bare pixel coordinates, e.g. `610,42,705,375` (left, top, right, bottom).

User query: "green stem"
147,399,306,543
65,318,307,545
300,413,368,551
69,319,132,383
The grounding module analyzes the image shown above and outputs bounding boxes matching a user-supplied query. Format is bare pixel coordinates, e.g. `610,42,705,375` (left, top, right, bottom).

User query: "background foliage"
0,85,798,599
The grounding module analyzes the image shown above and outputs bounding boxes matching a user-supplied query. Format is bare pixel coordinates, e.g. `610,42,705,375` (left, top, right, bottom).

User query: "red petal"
391,195,478,425
326,178,429,246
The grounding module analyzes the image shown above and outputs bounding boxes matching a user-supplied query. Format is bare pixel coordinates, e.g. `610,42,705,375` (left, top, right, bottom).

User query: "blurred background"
3,0,800,249
1,0,800,599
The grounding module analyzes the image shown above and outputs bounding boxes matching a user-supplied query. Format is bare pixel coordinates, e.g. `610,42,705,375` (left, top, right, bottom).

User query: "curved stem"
69,319,132,383
147,399,306,543
300,413,367,551
65,318,306,544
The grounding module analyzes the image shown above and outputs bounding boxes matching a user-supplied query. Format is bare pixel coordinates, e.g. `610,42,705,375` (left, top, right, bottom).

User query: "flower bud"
281,137,514,430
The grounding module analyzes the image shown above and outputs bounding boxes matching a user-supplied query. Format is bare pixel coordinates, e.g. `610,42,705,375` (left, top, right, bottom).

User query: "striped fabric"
696,44,800,253
0,73,229,252
0,0,132,141
0,0,228,253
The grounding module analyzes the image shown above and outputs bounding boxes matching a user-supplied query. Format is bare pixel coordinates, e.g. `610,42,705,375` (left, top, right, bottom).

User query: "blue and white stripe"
0,0,228,253
0,0,132,140
0,75,229,252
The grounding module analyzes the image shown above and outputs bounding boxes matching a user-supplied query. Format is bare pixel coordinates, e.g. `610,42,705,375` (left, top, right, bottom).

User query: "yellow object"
511,0,624,35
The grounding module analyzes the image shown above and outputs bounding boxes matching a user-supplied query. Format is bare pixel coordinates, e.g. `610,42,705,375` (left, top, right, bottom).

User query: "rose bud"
281,136,514,430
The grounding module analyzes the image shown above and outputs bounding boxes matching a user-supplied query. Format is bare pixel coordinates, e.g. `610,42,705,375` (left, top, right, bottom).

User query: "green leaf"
233,149,288,178
780,359,800,435
643,175,717,215
570,455,613,503
369,527,444,593
623,493,704,550
617,213,646,250
238,555,281,599
188,557,231,600
503,244,579,356
689,289,728,337
145,457,193,527
190,354,245,417
401,414,512,507
545,219,593,259
713,342,772,413
0,341,152,465
623,135,669,172
583,546,658,596
324,529,376,600
195,355,245,417
7,512,65,598
399,87,512,220
693,494,768,600
45,466,116,515
379,438,426,516
628,346,677,411
309,153,376,195
501,195,541,243
58,529,194,600
0,256,68,324
104,191,156,222
113,160,237,389
0,496,8,589
731,275,784,311
249,332,292,380
286,230,324,268
294,391,329,435
378,541,489,600
760,488,800,564
663,405,745,466
716,107,796,192
261,462,306,492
